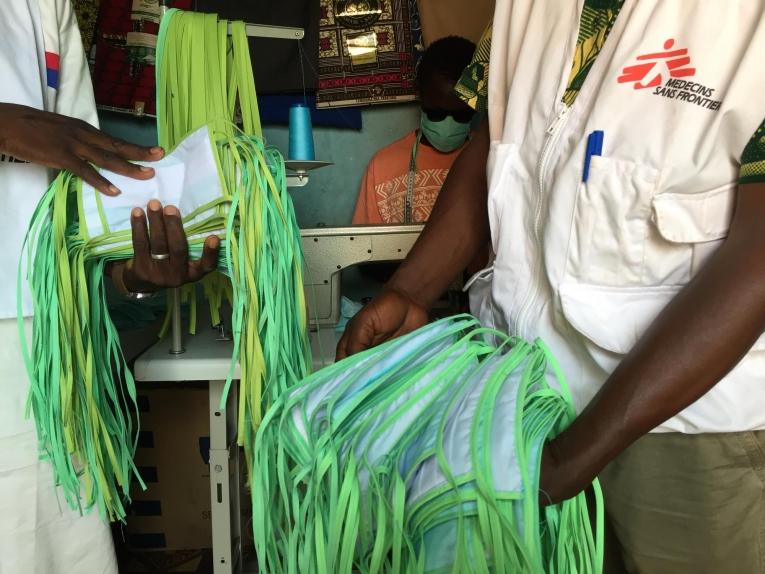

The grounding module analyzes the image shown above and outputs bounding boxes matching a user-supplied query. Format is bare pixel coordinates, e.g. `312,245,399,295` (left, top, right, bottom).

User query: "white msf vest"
471,0,765,433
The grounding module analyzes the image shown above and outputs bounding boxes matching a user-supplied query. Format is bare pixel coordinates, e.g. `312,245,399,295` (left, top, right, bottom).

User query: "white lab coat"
0,1,117,572
471,0,765,433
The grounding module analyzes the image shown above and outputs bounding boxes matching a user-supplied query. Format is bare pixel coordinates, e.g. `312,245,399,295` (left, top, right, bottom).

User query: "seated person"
352,36,477,225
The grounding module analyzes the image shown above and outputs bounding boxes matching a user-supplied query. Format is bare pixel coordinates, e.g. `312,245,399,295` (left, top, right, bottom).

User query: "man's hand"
336,289,428,360
538,441,589,507
111,199,220,293
0,103,164,196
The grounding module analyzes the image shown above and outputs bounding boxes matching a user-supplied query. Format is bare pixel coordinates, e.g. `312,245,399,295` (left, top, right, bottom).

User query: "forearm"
388,120,491,308
547,182,765,496
0,103,28,153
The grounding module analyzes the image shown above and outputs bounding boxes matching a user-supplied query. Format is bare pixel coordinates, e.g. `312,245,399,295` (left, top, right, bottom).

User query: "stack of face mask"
19,9,310,521
252,315,604,573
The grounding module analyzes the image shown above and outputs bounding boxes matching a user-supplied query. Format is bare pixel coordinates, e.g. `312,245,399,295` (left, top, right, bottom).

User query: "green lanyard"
404,132,422,224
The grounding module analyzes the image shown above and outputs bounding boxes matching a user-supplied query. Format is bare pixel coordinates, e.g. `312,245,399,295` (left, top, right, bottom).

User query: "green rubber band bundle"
252,315,603,573
19,9,310,521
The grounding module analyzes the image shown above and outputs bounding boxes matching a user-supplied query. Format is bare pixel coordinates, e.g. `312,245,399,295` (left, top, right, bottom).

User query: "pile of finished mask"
252,315,604,574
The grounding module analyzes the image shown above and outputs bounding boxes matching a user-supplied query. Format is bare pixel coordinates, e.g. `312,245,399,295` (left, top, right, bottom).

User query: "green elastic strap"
20,8,310,521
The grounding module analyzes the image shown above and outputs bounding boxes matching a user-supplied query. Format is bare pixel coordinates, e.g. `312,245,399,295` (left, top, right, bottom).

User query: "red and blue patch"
45,51,59,89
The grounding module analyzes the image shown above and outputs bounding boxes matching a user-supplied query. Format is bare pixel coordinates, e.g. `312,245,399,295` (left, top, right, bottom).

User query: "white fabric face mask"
289,317,477,442
81,126,224,250
409,355,527,570
351,342,477,491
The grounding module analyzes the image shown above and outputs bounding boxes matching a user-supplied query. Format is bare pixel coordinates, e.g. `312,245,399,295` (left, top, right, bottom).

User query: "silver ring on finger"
150,252,170,261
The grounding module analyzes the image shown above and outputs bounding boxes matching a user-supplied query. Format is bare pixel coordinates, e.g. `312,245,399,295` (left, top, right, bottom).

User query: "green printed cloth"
741,119,765,184
562,0,625,107
455,23,491,113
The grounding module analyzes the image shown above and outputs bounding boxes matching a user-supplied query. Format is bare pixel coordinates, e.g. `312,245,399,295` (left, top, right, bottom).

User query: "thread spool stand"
284,160,333,187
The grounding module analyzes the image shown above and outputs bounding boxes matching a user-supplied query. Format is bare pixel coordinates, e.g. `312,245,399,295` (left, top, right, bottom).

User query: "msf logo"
617,39,696,89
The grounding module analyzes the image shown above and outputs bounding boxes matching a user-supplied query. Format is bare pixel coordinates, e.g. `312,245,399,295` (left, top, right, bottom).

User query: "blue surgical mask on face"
419,111,471,153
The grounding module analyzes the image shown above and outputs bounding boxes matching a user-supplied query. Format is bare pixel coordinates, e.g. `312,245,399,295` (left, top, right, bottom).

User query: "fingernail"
148,199,161,211
109,185,121,195
164,205,178,216
151,147,164,155
131,207,143,218
139,166,153,173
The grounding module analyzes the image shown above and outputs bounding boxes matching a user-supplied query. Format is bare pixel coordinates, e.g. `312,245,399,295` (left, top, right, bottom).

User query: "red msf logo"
618,39,696,89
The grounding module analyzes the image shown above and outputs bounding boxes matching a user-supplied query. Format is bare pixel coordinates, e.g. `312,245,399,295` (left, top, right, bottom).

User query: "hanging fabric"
193,0,320,95
92,0,194,116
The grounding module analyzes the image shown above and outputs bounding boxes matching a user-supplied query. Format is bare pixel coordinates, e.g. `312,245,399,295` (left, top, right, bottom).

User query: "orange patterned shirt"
352,131,466,225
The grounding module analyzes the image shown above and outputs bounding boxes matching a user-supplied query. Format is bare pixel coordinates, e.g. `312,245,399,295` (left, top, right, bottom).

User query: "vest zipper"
516,105,569,338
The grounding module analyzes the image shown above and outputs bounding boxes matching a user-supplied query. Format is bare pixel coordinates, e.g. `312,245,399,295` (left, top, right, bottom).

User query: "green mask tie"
18,9,310,521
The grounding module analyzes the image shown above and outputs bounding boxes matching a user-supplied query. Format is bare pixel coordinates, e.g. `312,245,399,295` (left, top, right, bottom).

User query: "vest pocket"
567,155,660,286
649,182,736,280
559,282,681,373
487,142,529,255
561,180,764,369
560,279,765,376
566,156,737,288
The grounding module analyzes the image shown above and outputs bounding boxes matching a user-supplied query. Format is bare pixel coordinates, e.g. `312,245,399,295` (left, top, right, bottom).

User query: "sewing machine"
133,223,424,573
302,224,424,326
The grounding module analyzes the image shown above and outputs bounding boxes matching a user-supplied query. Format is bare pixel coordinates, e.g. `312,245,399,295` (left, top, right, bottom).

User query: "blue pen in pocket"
582,130,604,182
